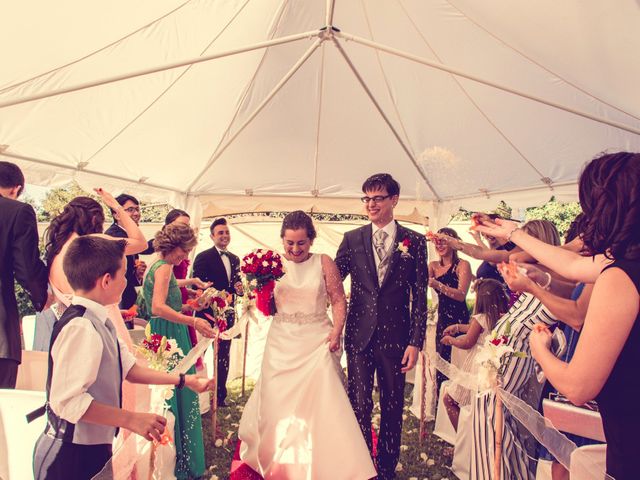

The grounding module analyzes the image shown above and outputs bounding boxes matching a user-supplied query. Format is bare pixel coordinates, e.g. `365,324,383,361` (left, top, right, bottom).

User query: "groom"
336,173,428,479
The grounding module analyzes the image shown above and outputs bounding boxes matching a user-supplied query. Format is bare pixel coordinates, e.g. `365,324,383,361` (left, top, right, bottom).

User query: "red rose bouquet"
241,249,285,316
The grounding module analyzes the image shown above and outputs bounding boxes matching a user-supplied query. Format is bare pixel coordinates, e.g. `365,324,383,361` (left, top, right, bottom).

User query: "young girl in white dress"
238,211,376,479
439,278,509,430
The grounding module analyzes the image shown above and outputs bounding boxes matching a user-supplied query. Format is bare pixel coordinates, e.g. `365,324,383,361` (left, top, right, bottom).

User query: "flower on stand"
191,287,234,333
137,324,185,449
475,320,526,390
241,249,285,316
137,323,184,372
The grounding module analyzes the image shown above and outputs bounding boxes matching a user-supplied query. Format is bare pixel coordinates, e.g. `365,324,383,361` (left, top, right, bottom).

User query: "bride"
238,211,377,479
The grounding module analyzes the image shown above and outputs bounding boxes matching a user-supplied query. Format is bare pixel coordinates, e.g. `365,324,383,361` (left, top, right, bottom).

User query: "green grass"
201,379,454,479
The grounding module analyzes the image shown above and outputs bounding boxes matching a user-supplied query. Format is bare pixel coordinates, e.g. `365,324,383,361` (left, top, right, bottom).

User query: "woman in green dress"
143,223,217,479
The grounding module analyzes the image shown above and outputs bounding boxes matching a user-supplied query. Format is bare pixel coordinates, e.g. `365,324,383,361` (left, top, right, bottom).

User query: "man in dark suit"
104,194,153,324
0,162,49,388
335,173,428,479
192,218,243,407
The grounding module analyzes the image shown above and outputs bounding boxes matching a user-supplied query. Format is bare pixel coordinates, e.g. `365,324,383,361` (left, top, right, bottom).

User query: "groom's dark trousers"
336,222,428,479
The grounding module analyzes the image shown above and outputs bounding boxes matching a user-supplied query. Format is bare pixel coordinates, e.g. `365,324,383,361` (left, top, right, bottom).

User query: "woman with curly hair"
33,189,150,479
476,152,640,479
143,222,216,479
35,190,147,349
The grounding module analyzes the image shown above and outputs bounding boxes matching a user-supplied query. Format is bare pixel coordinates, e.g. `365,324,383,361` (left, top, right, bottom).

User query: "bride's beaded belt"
273,311,328,324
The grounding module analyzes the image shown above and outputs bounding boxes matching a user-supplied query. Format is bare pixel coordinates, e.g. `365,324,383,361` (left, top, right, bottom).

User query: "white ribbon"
430,353,611,478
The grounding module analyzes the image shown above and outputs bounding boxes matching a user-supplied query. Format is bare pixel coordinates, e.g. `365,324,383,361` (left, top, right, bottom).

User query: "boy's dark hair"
210,217,228,233
110,193,139,216
0,161,25,197
362,173,400,197
164,209,190,226
63,236,127,291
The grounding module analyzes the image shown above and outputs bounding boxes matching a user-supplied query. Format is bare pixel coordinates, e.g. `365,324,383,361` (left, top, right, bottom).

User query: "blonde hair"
522,219,561,246
153,223,198,256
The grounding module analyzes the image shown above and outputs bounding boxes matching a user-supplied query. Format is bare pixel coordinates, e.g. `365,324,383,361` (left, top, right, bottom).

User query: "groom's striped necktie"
374,229,390,285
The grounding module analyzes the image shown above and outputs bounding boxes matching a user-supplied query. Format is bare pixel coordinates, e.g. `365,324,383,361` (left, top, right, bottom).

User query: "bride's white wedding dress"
238,254,376,479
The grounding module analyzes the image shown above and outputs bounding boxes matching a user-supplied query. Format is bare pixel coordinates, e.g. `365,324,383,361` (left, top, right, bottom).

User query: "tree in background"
450,198,580,239
37,181,172,223
525,196,581,238
450,200,513,222
16,182,173,319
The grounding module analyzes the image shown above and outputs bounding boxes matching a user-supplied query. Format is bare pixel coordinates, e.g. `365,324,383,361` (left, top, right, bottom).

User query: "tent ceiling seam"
83,0,252,166
312,44,327,194
396,0,548,182
444,0,640,123
334,31,640,137
186,0,291,194
332,36,441,201
186,2,297,195
359,1,425,170
0,0,194,95
186,37,323,192
1,151,187,195
0,29,320,110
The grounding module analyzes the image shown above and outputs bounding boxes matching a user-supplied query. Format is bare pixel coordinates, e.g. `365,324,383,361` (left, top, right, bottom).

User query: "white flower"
256,252,263,259
214,439,223,447
245,257,253,265
420,452,428,462
395,463,403,472
427,459,435,466
400,445,409,452
262,260,269,267
162,387,175,401
250,279,257,287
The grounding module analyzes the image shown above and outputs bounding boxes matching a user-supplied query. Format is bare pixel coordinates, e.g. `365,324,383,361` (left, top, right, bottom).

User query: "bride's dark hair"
281,210,317,240
44,196,105,267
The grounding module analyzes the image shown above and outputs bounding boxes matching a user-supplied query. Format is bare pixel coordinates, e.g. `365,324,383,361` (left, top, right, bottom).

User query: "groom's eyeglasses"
360,195,390,204
124,206,141,214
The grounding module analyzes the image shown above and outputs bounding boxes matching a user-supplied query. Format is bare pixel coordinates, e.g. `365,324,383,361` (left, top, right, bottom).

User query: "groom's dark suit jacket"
0,195,48,363
192,246,242,326
335,222,428,356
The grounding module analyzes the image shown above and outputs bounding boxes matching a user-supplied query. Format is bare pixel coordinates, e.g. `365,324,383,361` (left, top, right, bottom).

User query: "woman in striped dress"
469,220,561,480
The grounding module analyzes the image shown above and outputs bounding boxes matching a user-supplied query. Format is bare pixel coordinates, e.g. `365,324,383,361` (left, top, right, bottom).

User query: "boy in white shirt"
32,236,213,479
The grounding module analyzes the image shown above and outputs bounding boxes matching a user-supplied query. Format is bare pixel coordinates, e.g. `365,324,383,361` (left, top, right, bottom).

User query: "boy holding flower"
32,236,213,480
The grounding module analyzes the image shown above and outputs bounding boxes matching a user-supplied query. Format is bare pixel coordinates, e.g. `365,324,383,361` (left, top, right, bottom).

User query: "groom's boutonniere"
397,238,412,258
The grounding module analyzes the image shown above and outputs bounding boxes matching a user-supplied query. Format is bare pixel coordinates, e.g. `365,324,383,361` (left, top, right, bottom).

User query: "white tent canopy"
1,0,640,226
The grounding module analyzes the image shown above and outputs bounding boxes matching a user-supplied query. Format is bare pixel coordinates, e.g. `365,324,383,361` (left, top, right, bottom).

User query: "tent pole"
186,37,323,192
325,0,336,26
336,31,640,136
332,37,441,201
0,30,321,110
0,150,187,195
